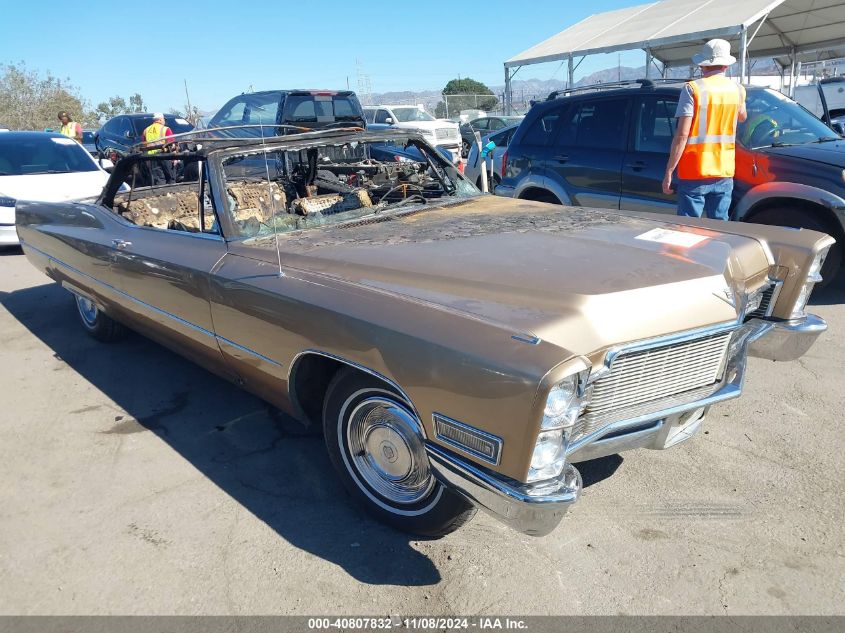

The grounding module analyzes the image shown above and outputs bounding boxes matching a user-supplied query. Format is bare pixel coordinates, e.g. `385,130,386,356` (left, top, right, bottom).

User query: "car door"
545,97,630,209
620,94,679,213
108,159,230,371
374,109,392,125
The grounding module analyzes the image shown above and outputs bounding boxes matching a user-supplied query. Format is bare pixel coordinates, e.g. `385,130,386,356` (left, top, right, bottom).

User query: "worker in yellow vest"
142,113,175,184
663,39,747,220
57,111,82,143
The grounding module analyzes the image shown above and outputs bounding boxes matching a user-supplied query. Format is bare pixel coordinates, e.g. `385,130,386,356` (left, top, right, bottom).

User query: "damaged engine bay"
221,139,475,237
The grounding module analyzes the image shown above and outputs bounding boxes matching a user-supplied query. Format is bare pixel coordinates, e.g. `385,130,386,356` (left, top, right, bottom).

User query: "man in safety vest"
57,111,82,143
142,113,175,184
663,39,747,220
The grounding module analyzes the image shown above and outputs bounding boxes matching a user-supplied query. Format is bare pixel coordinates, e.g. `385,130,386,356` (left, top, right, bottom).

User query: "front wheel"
461,139,471,159
322,369,476,537
74,294,127,342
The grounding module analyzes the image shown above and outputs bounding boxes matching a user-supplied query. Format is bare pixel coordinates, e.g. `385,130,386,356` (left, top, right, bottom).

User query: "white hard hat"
153,112,164,120
692,39,737,67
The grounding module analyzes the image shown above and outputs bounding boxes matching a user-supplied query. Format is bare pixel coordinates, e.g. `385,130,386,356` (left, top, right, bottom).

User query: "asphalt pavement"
0,247,843,615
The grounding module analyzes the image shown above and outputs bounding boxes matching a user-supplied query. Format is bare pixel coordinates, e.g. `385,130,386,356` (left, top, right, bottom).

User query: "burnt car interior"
220,138,467,238
106,154,219,235
99,132,474,240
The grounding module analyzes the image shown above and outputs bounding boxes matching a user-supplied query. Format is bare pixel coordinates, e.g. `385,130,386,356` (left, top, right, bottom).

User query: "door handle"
552,155,569,163
626,161,646,171
112,239,132,250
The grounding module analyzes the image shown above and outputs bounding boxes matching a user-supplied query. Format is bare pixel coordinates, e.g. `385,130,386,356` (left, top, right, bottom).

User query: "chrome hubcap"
346,397,434,505
76,295,98,326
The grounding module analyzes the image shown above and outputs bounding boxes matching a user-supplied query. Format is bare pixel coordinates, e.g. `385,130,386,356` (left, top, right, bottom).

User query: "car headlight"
791,248,828,318
528,372,590,483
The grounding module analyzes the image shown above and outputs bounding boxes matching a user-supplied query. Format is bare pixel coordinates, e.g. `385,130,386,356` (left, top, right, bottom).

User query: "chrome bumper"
426,443,581,537
748,314,826,362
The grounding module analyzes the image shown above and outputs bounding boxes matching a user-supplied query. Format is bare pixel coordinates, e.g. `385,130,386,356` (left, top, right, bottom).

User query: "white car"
792,77,845,120
364,105,462,161
0,132,111,246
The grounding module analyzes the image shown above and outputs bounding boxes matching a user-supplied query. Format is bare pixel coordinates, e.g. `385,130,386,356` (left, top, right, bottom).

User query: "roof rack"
545,77,691,101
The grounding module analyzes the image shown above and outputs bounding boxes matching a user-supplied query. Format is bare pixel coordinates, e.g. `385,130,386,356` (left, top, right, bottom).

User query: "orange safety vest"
143,122,170,154
678,75,745,179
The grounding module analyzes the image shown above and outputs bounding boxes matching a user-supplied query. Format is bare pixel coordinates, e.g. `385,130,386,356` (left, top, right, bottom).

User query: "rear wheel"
74,295,127,342
322,369,475,537
748,206,842,288
461,139,471,159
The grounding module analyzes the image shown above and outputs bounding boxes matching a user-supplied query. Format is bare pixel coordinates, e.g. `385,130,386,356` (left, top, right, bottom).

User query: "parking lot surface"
1,248,843,615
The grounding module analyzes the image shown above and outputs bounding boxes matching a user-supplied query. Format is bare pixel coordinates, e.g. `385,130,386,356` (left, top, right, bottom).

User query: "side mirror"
385,117,393,124
124,130,133,138
832,122,845,136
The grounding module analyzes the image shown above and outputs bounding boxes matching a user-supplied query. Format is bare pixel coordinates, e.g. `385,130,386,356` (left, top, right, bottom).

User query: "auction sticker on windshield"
636,227,708,248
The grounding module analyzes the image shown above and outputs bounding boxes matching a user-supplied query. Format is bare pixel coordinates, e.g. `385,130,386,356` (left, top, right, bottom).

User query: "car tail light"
501,150,508,176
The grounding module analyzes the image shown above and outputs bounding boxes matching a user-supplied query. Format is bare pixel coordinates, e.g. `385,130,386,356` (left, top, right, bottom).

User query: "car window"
284,95,362,123
392,107,435,122
489,128,512,146
213,92,281,127
520,107,566,146
488,118,505,130
471,118,489,130
634,97,678,153
364,109,376,124
0,135,98,175
375,109,391,124
558,99,628,150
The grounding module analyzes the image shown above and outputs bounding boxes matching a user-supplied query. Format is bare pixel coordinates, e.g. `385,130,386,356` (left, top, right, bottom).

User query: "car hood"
243,198,771,358
0,171,109,203
759,139,845,168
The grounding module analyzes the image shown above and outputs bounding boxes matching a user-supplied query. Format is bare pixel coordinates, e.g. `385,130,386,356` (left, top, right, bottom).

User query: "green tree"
440,77,498,117
0,62,94,130
94,92,146,122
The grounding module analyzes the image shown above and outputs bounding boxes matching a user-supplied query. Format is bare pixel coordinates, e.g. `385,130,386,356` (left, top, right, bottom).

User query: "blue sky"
3,0,645,114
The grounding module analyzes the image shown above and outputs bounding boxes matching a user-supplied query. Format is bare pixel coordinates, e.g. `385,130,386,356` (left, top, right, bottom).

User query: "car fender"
735,182,845,227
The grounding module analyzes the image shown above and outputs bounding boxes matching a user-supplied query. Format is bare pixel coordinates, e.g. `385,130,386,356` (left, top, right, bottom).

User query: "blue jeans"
676,177,733,220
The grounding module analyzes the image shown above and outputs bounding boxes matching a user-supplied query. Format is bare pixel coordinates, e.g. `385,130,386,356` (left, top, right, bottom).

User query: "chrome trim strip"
512,333,541,345
432,413,503,466
26,242,279,368
216,335,283,368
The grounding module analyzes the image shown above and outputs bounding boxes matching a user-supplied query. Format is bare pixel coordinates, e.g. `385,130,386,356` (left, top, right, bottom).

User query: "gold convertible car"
16,128,832,537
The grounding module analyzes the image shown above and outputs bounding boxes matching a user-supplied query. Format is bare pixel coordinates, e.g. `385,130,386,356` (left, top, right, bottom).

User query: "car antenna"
258,116,284,278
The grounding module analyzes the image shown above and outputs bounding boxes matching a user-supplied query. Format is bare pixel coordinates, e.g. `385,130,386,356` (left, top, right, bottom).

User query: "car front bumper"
424,314,825,536
0,224,20,246
426,443,580,537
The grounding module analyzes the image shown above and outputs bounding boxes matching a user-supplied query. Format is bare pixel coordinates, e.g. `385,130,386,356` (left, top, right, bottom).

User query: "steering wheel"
746,117,779,147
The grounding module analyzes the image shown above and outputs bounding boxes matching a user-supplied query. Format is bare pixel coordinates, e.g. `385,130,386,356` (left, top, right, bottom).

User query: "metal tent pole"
789,49,797,97
504,66,512,115
740,27,748,83
645,50,653,79
568,55,574,89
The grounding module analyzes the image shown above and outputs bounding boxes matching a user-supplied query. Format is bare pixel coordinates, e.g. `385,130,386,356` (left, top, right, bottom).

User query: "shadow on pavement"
1,281,443,587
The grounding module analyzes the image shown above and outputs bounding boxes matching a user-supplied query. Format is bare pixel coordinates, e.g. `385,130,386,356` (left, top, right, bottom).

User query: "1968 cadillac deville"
16,128,832,537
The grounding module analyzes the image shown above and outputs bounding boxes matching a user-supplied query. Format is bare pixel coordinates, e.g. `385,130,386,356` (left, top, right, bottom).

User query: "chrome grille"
435,127,456,140
575,331,732,441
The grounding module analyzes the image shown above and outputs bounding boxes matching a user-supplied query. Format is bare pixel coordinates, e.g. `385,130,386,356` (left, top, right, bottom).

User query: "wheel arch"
287,350,417,429
518,187,565,205
734,183,845,228
740,194,845,240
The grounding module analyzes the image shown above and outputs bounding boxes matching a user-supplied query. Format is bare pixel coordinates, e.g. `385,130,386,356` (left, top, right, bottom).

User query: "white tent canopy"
503,0,845,111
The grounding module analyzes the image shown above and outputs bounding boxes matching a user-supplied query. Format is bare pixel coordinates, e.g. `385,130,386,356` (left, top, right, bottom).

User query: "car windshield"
132,116,195,135
82,131,95,144
738,88,838,149
220,135,477,240
0,135,97,175
392,108,435,122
